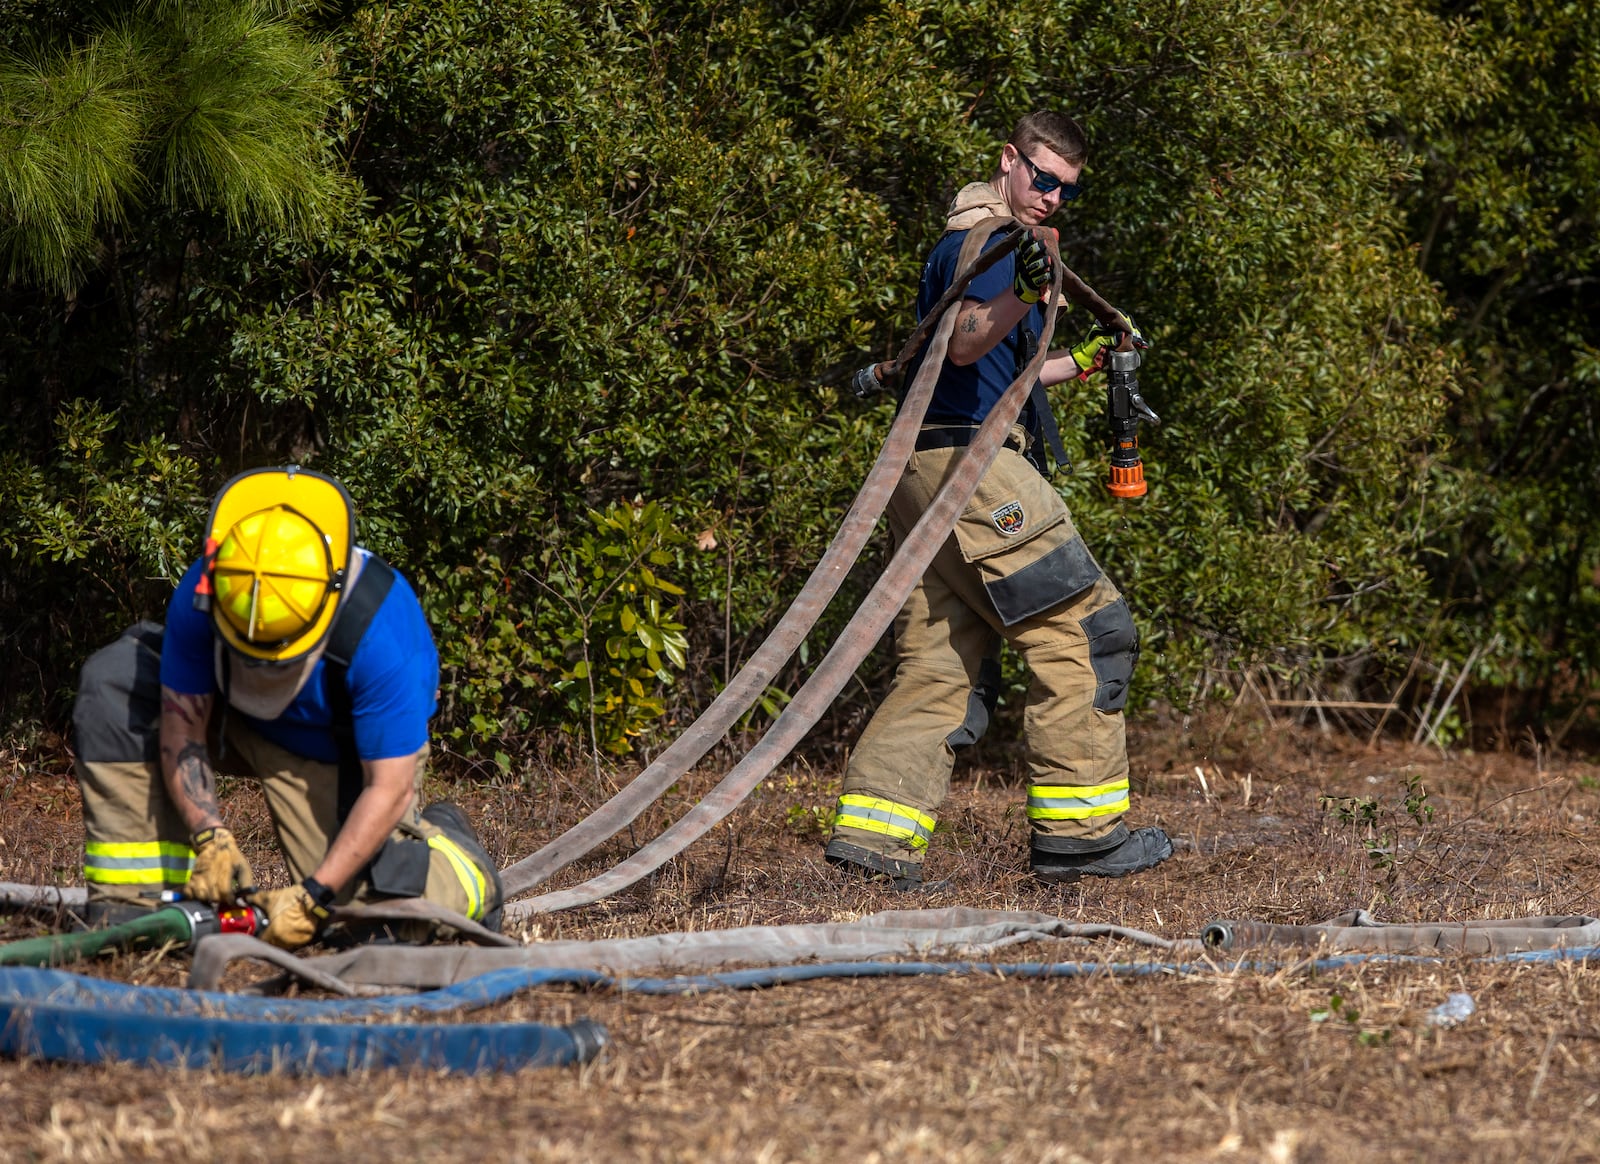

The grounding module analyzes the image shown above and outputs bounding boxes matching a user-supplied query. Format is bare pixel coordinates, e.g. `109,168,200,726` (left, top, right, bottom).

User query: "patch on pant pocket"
1081,597,1139,712
953,453,1067,563
991,501,1026,536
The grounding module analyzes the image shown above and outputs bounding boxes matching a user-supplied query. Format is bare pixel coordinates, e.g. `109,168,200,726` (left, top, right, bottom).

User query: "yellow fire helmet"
197,467,355,662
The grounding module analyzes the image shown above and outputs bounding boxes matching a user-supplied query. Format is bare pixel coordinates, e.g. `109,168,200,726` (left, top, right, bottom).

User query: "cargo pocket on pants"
950,455,1101,627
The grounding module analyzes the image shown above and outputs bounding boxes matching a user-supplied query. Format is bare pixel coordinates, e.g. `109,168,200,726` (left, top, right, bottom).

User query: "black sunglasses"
1014,146,1082,201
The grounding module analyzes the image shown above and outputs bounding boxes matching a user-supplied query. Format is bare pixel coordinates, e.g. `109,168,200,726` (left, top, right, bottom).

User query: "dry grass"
2,716,1600,1162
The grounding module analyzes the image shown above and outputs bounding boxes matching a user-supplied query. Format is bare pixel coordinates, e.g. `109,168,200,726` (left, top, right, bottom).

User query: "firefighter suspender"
1018,327,1071,475
321,556,397,823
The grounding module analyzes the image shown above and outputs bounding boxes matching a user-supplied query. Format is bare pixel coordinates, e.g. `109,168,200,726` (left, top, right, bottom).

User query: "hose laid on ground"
0,883,84,912
505,220,1072,919
189,907,1187,990
10,941,1596,1074
0,965,606,1074
187,906,1600,993
1200,910,1600,955
497,221,1031,900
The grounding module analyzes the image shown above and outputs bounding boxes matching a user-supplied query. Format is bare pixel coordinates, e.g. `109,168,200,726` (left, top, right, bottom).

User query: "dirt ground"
1,713,1598,1163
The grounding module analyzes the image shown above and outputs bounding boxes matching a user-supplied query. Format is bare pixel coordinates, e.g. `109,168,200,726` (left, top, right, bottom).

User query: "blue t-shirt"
160,552,440,764
910,228,1044,428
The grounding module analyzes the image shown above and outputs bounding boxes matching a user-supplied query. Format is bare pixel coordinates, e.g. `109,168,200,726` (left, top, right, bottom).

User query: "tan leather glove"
186,826,254,904
250,882,330,950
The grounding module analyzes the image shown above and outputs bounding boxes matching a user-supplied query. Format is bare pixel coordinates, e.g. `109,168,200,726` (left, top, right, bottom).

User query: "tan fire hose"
496,216,1134,920
498,218,1032,899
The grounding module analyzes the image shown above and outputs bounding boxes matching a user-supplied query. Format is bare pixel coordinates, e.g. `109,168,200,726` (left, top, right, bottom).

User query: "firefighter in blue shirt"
72,466,501,947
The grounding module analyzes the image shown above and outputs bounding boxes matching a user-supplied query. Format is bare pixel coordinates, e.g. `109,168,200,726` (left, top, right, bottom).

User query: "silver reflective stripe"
1027,780,1130,820
80,854,194,871
836,794,936,850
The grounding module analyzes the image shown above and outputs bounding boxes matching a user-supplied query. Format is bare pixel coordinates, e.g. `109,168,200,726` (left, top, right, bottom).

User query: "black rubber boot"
1031,826,1173,884
824,839,949,893
421,801,505,931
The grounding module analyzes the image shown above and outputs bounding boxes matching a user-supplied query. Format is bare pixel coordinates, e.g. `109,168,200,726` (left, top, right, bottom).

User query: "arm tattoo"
161,692,205,726
174,740,221,822
962,311,979,333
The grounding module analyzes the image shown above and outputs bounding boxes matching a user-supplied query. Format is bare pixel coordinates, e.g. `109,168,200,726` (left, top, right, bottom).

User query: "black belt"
915,426,1025,453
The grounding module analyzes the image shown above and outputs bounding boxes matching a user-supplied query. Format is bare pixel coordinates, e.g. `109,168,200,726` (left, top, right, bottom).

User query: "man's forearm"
1038,349,1087,388
159,688,221,834
311,756,418,893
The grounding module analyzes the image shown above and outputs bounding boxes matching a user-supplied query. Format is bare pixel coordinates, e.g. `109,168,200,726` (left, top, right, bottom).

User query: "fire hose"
499,218,1144,919
0,896,606,1073
500,218,1032,899
0,898,263,968
5,939,1598,1074
2,893,1595,1073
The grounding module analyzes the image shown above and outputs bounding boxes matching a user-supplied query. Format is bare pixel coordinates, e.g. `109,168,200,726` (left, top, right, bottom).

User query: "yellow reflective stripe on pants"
83,840,194,885
1026,779,1130,820
428,833,487,920
835,794,936,852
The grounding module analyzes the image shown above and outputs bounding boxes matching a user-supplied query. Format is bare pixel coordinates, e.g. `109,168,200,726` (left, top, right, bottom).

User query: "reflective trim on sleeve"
83,840,194,886
1026,779,1130,820
835,794,936,852
427,833,488,921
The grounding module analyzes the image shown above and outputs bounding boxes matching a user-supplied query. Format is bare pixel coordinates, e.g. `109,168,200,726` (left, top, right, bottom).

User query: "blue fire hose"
4,944,1596,1074
0,966,607,1074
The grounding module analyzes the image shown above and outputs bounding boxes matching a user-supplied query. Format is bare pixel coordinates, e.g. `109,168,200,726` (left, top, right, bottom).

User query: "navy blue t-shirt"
911,228,1045,427
160,552,440,763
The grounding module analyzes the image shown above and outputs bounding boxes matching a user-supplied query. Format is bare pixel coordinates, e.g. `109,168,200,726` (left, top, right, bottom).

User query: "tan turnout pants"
73,623,496,925
830,429,1139,875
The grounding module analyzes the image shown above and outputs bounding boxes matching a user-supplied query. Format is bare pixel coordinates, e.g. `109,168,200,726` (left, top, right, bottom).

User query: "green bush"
2,0,1596,753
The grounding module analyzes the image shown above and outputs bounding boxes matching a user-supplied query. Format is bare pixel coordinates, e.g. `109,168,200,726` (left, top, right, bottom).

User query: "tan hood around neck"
943,181,1066,308
945,181,1010,231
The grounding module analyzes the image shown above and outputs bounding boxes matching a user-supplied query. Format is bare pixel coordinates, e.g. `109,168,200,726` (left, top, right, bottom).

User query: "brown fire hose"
497,223,1031,898
502,217,1082,920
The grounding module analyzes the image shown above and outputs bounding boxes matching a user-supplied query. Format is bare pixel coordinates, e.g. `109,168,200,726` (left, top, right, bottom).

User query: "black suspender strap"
1017,328,1071,476
217,649,232,762
321,556,397,823
1029,379,1072,475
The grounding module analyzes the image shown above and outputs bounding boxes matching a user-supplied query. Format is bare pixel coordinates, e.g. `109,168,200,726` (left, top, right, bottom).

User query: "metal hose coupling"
1201,919,1332,952
1200,921,1235,951
851,363,888,398
564,1018,610,1063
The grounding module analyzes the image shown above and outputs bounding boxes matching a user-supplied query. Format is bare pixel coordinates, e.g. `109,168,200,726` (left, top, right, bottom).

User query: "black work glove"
1012,230,1054,305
